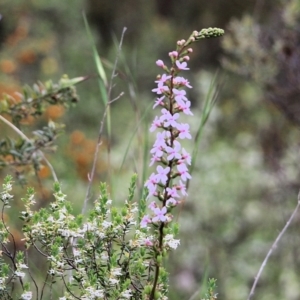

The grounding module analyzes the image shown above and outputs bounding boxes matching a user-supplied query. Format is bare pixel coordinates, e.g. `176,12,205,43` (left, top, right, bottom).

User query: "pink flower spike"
156,60,165,68
176,60,189,70
141,215,152,228
152,206,167,222
177,123,192,139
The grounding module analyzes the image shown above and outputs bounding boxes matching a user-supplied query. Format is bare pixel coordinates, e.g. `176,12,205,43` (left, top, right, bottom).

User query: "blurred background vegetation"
1,0,300,299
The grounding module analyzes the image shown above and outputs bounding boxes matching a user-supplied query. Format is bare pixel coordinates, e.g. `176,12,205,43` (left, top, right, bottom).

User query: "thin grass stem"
247,191,300,300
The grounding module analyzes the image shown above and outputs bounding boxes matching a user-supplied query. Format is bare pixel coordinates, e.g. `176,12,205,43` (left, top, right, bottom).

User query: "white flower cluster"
0,179,13,206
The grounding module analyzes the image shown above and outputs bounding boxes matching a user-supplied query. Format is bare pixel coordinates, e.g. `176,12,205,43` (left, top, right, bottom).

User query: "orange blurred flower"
37,165,50,179
17,49,36,64
0,59,17,74
70,130,85,145
45,105,65,119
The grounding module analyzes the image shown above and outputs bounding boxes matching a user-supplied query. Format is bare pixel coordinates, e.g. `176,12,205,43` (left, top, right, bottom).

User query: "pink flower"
173,88,188,103
166,186,180,198
176,180,187,196
166,198,177,207
160,108,171,122
156,60,165,68
152,84,169,95
149,146,164,166
143,237,153,246
176,60,189,70
176,123,192,139
180,148,191,165
145,173,159,196
155,74,171,85
153,96,165,108
149,155,161,166
176,99,193,115
153,131,168,148
152,206,167,222
150,116,162,132
163,112,180,128
150,144,164,158
169,51,178,58
165,140,181,161
141,215,152,228
174,76,192,88
156,165,170,184
148,201,157,211
177,163,191,181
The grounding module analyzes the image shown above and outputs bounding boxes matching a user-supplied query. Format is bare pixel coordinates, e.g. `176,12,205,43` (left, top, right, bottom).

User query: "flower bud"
144,285,152,295
156,255,163,264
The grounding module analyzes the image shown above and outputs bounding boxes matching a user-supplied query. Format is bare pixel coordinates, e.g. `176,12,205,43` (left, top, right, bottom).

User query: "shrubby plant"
0,28,224,300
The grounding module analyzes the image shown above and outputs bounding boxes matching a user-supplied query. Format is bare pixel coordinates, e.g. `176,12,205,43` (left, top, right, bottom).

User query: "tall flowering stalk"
0,28,224,300
141,28,224,300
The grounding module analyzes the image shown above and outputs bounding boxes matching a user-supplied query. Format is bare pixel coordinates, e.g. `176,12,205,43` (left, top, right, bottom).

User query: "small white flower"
48,269,55,275
164,234,180,249
20,291,32,300
121,289,133,299
73,249,81,257
102,220,112,228
94,289,104,297
47,216,54,222
18,263,29,269
109,278,119,285
15,271,25,278
111,267,122,276
81,222,95,232
101,253,109,261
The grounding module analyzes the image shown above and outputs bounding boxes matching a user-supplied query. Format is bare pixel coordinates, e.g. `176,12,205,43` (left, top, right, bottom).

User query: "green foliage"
201,278,218,300
0,174,168,299
0,76,86,184
0,75,84,126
